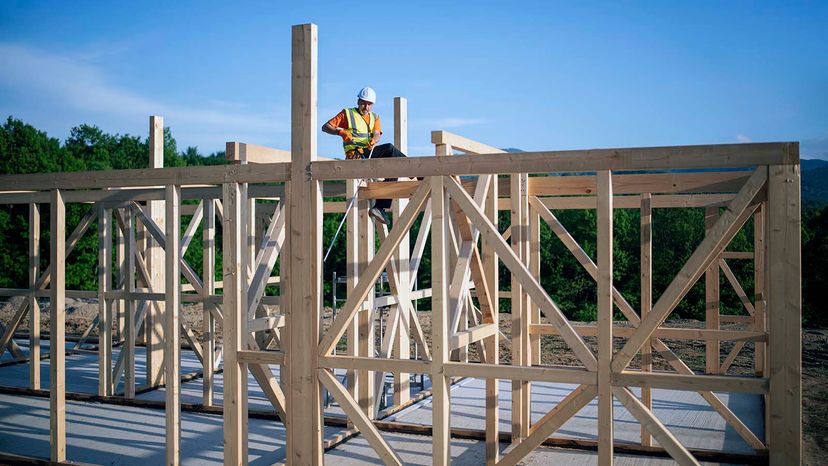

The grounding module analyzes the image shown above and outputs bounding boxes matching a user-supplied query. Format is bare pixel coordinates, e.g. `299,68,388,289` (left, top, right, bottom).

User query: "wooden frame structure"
0,23,802,466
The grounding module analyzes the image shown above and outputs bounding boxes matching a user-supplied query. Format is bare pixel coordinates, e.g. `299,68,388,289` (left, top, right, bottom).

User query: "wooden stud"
753,204,766,377
49,189,66,462
431,176,451,466
767,163,801,464
483,167,500,465
597,171,614,466
124,207,136,399
639,193,652,446
510,172,530,441
146,115,166,388
165,185,181,465
704,206,720,375
392,96,412,408
285,23,323,465
222,182,245,466
346,178,360,398
358,187,375,418
29,202,41,390
203,198,216,406
98,204,113,396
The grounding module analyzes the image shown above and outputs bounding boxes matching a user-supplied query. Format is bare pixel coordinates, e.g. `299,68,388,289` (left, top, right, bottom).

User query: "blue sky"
1,1,826,159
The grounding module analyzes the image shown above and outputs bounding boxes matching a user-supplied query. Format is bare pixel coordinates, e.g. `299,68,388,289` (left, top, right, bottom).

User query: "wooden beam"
98,205,112,396
286,23,323,465
613,168,767,372
640,193,652,446
705,206,721,375
431,176,451,466
510,171,530,441
431,130,503,155
597,171,613,466
29,203,41,390
49,189,66,462
529,171,751,196
612,370,768,394
222,182,245,466
165,185,181,466
202,198,216,406
767,163,802,464
147,115,166,389
444,361,596,385
309,142,796,180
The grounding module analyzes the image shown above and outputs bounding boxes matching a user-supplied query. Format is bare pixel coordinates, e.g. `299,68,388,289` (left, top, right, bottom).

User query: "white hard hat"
357,87,376,103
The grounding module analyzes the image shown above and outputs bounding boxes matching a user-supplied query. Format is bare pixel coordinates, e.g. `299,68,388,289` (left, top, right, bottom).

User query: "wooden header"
311,142,798,180
431,130,504,155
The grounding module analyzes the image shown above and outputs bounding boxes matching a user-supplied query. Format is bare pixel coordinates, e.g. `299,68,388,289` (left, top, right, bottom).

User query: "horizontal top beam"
0,162,291,192
311,142,797,180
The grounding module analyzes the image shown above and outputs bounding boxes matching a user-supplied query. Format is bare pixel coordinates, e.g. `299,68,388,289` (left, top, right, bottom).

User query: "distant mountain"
802,159,828,206
802,158,828,171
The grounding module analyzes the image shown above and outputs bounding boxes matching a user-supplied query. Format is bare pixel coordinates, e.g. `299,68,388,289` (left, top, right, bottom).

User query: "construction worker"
322,86,407,225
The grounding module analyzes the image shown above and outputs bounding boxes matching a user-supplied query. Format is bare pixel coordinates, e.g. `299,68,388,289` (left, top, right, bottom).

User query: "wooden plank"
0,162,291,191
753,205,766,377
49,189,66,462
767,163,802,464
597,171,613,466
529,324,766,342
345,178,359,397
124,207,136,399
431,176,451,466
443,361,596,385
534,193,735,210
483,165,500,465
222,182,244,466
226,141,292,164
529,171,751,196
165,184,181,466
450,323,498,350
391,97,412,407
613,168,767,372
0,300,28,359
29,203,41,390
309,142,796,180
722,251,754,259
146,115,166,389
612,370,768,393
319,356,429,374
319,369,403,466
236,350,285,365
445,176,598,371
202,198,216,406
286,23,323,466
98,205,112,396
705,206,721,375
510,171,530,441
357,191,375,418
640,193,652,446
613,387,701,466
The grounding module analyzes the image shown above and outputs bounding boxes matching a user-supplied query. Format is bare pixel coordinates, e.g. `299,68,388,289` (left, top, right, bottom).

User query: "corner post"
286,22,324,464
767,158,801,465
146,115,166,387
597,171,614,466
431,175,451,466
165,184,181,466
29,202,41,390
393,96,411,407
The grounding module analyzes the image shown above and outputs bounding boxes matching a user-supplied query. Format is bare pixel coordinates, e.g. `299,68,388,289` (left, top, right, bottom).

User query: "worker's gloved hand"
366,140,375,151
339,129,353,142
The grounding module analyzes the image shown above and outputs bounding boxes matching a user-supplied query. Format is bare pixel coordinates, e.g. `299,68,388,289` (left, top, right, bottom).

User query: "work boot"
369,206,390,225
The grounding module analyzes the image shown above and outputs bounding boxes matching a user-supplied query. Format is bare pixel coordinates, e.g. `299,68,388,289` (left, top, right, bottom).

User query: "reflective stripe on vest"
343,107,376,153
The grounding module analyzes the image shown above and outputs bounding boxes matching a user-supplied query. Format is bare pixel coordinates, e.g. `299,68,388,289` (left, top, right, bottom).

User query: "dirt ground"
2,297,826,464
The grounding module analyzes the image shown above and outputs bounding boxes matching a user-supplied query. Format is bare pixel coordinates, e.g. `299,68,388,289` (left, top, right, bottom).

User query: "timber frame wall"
0,23,802,466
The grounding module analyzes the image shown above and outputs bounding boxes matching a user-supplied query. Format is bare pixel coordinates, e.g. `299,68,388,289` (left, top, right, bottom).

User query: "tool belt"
345,146,371,160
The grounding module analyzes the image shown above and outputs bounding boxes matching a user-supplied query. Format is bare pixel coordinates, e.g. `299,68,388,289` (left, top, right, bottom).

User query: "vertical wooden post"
286,22,323,465
704,206,720,374
431,175,451,466
222,182,245,466
115,218,125,344
597,171,614,466
124,207,136,399
29,202,41,390
346,178,360,399
50,189,66,462
393,96,411,407
165,185,181,466
767,162,801,464
147,115,166,387
510,172,530,440
203,198,216,406
753,205,766,377
530,206,540,366
639,193,652,447
483,175,500,464
98,204,113,396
